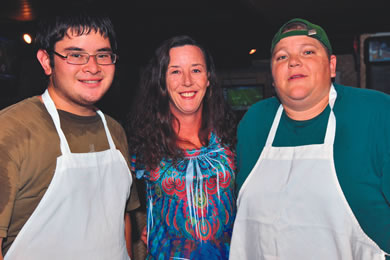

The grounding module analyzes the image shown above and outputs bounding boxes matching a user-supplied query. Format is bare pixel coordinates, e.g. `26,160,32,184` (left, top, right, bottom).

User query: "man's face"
38,29,115,115
271,35,336,113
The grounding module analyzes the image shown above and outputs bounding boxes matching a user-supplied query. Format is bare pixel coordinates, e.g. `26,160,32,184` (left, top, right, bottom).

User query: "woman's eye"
276,55,287,61
304,50,314,55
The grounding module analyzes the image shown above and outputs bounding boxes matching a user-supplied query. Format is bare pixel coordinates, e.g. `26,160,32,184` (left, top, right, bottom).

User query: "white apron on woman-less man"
5,90,132,260
230,85,388,260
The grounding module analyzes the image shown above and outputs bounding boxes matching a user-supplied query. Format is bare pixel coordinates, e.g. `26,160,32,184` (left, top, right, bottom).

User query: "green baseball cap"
271,18,332,55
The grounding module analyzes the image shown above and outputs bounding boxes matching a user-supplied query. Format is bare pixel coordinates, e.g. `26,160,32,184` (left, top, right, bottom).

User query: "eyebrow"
168,63,205,68
63,47,113,52
273,43,319,53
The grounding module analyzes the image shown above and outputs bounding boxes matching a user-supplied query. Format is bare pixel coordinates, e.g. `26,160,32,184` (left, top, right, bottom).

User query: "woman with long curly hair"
127,35,237,259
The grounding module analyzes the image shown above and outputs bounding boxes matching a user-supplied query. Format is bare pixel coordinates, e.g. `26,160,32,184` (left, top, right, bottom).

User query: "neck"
283,92,330,121
45,86,96,116
172,112,203,149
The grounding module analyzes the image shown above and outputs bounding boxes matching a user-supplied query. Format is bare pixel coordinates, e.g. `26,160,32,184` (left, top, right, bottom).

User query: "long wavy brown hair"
127,35,237,170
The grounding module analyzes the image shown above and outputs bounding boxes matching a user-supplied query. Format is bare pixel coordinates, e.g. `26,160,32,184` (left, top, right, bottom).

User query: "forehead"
273,35,326,53
55,29,111,51
168,45,206,64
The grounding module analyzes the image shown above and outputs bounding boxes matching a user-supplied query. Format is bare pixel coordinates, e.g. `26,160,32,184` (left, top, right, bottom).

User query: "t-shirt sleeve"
120,151,140,211
236,118,249,191
126,177,140,211
382,153,390,204
0,130,21,238
126,155,142,211
109,121,140,212
236,99,279,193
236,106,265,192
376,94,390,204
380,111,390,204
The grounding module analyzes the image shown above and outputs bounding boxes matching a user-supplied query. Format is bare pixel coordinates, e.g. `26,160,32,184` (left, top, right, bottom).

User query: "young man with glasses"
0,11,139,259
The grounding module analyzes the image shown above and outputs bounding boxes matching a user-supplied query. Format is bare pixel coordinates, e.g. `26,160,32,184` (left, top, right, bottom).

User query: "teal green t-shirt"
236,84,390,254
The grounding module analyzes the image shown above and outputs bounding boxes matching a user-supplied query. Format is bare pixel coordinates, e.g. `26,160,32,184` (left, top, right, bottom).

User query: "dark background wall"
1,0,389,121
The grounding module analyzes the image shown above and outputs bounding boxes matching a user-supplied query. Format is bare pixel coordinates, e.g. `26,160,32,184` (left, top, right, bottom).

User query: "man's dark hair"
35,10,117,67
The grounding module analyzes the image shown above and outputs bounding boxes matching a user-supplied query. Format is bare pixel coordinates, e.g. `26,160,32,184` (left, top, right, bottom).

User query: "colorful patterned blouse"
133,133,236,259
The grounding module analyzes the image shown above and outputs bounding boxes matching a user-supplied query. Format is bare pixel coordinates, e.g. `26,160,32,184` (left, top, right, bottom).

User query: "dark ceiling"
2,0,390,69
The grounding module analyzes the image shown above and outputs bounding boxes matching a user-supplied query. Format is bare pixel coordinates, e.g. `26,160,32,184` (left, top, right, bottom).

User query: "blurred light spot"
23,33,32,44
249,49,257,55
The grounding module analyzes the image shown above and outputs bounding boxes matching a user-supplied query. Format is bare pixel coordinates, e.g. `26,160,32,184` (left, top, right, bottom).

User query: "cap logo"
308,29,317,36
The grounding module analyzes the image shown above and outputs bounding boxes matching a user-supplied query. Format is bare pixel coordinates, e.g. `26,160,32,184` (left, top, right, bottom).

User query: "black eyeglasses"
53,51,118,65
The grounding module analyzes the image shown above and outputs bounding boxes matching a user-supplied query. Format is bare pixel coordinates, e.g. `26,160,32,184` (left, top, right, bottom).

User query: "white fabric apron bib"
5,90,132,260
230,85,387,260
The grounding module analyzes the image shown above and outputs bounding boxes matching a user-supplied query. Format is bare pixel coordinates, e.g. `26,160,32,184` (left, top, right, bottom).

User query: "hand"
0,237,3,260
141,226,147,245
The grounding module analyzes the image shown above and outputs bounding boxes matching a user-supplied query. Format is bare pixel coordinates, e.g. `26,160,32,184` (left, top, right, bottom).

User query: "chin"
288,88,310,100
78,95,103,106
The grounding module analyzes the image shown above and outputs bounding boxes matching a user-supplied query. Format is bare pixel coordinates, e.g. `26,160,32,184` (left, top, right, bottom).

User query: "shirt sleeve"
235,110,263,192
126,176,140,211
127,154,143,211
379,100,390,205
122,150,140,211
107,118,141,212
0,141,20,238
380,124,390,204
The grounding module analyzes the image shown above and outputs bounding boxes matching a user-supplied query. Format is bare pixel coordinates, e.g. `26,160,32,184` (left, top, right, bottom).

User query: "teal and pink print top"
132,133,236,259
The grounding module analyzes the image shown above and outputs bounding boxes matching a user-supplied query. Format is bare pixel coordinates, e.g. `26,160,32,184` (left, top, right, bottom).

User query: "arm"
124,213,132,259
1,238,4,260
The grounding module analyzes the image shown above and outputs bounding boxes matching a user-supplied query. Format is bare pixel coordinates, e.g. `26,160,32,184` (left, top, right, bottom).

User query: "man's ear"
36,49,52,76
329,54,337,78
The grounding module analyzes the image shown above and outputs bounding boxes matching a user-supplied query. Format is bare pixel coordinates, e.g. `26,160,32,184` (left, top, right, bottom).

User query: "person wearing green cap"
230,18,390,259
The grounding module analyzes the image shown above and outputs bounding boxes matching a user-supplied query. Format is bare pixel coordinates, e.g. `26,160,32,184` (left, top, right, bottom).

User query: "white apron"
5,90,132,260
230,85,387,260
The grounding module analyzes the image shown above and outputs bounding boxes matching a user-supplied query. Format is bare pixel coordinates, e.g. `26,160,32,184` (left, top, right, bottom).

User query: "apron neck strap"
41,89,71,154
96,110,116,150
265,105,283,146
41,90,117,155
323,84,337,145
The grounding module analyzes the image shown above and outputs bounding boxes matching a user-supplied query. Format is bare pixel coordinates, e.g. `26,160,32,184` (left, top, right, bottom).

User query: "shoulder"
104,114,127,138
209,132,235,156
235,97,280,191
0,97,49,134
0,96,58,167
240,97,280,123
103,113,129,155
238,97,280,136
335,83,390,109
0,96,43,119
334,84,390,124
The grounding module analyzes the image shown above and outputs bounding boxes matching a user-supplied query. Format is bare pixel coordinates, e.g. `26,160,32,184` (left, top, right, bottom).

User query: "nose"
82,55,101,74
182,71,193,86
288,55,301,68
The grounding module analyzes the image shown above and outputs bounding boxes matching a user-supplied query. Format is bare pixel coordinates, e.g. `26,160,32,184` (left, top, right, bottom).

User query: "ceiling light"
23,33,32,44
249,49,256,55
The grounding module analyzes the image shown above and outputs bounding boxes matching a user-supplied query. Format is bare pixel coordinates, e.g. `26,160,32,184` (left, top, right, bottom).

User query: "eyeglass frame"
52,51,118,65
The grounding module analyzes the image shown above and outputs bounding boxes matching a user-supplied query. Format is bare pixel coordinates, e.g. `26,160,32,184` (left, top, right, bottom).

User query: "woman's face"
165,45,210,120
